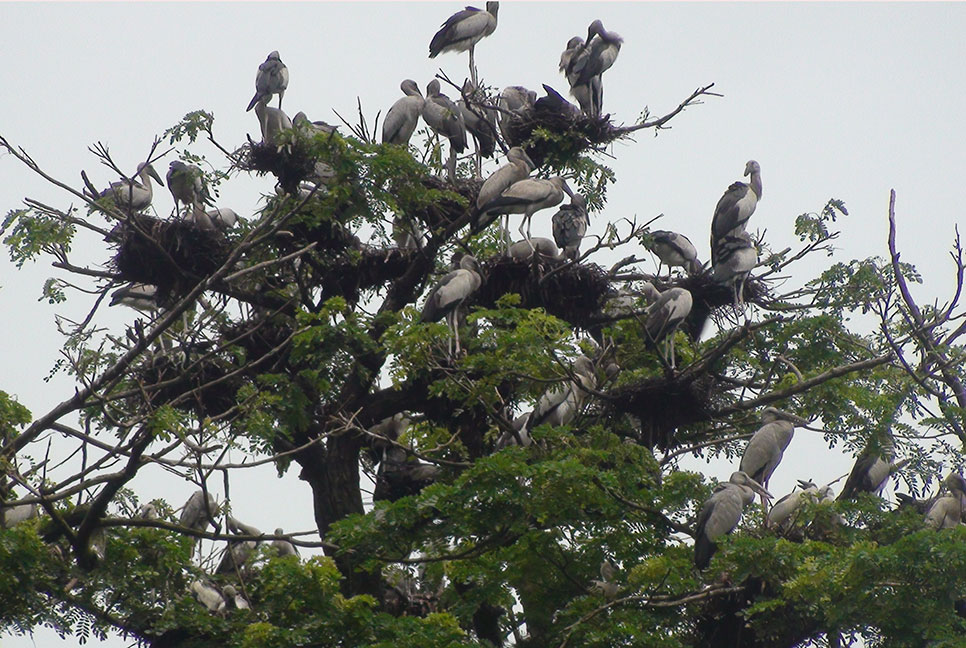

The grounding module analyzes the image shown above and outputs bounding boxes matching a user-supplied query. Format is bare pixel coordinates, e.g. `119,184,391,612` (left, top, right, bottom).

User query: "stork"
566,20,623,117
293,111,337,137
527,355,597,431
218,585,251,612
429,2,499,87
739,407,807,505
178,489,218,532
271,528,299,558
422,79,467,183
712,230,758,312
382,79,425,147
506,237,559,261
711,160,762,263
109,283,157,311
253,95,293,150
91,162,163,212
246,51,289,112
167,161,213,222
560,36,595,115
457,80,498,171
646,230,701,276
189,580,225,613
476,146,534,240
838,434,907,501
640,282,693,369
392,213,426,250
0,501,38,528
477,176,572,243
552,194,589,261
924,473,966,529
420,254,484,356
497,85,536,144
766,480,835,533
204,208,240,231
694,471,771,570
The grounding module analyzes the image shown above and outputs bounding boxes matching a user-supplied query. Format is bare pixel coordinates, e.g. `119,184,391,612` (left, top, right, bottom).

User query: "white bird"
506,237,559,261
166,161,212,220
766,480,835,532
566,20,623,116
527,355,596,431
739,407,806,499
711,160,762,263
422,79,468,182
109,283,157,311
478,176,572,242
694,471,771,569
92,162,164,212
204,208,240,231
420,254,484,356
178,489,218,532
1,501,38,528
497,85,537,144
253,95,293,149
271,527,299,558
640,283,693,368
551,194,589,261
712,230,758,311
496,411,533,449
382,80,425,146
646,230,701,276
392,214,426,250
218,585,251,612
428,2,499,87
476,147,534,236
135,502,159,520
189,580,225,613
246,51,289,112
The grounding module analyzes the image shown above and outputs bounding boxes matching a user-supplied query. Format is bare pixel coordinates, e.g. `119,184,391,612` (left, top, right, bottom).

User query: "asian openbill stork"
552,194,589,261
422,79,467,183
382,79,425,147
711,160,762,263
429,2,499,87
739,407,807,506
90,162,163,212
420,254,484,356
640,282,693,369
694,471,771,569
478,176,573,243
646,230,701,276
246,51,289,112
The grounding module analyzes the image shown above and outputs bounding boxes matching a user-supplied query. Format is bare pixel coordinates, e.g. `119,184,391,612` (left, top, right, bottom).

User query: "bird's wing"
838,451,879,499
575,41,620,85
429,7,485,56
711,182,752,240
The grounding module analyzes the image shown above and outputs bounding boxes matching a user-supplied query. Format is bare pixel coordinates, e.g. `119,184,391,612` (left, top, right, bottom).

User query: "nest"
317,247,420,304
110,214,230,305
133,351,242,420
413,175,482,232
653,271,771,341
502,101,622,168
242,140,319,195
607,372,716,451
220,316,296,371
474,255,612,332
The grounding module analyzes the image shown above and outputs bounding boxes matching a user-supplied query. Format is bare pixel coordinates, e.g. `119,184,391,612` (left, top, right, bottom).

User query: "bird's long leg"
469,46,478,88
446,146,457,183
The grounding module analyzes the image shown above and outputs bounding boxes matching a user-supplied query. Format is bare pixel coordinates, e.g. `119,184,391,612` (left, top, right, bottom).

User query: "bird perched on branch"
838,433,907,501
527,355,597,431
924,473,966,529
497,85,536,144
179,489,218,532
458,80,498,162
246,51,289,112
167,161,213,222
552,193,589,261
640,282,692,368
421,254,484,356
429,2,499,87
109,283,158,311
565,20,623,117
383,79,425,147
422,79,467,182
479,176,573,243
694,471,771,569
560,36,595,115
739,407,807,503
253,95,293,150
88,162,163,212
712,230,758,312
271,528,299,558
646,230,701,276
711,160,762,264
476,147,534,237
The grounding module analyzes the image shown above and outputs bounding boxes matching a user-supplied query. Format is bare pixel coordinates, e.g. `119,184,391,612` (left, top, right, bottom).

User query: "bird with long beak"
694,471,771,570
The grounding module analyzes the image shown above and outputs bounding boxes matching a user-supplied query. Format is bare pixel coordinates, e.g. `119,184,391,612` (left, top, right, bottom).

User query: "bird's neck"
749,170,762,199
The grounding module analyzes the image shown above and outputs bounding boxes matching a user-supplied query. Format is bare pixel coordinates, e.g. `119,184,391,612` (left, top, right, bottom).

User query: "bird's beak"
148,165,164,186
750,479,772,499
522,151,535,170
561,179,575,198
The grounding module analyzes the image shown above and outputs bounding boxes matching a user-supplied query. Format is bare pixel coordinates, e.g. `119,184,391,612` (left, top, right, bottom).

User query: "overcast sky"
3,2,966,646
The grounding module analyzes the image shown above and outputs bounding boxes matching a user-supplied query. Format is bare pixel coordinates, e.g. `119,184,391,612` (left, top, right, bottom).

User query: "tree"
3,8,966,648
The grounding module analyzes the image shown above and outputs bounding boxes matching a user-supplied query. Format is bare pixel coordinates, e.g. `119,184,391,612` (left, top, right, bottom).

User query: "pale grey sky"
3,2,966,645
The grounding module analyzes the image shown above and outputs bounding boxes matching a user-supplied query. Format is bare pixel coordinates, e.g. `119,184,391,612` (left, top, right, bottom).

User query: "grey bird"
135,502,159,520
218,585,251,612
293,111,337,137
527,355,597,431
559,36,595,115
178,489,218,532
476,147,535,238
924,473,966,529
167,161,213,220
646,230,701,276
92,162,163,212
478,176,572,242
189,580,225,613
551,193,589,261
246,51,289,112
382,80,425,146
711,160,762,264
429,2,499,86
496,411,533,449
216,535,259,576
392,213,426,250
766,480,835,533
253,95,293,149
204,208,240,231
1,501,38,528
420,254,484,355
506,237,559,261
739,407,807,499
712,230,758,311
422,79,468,182
694,471,771,569
457,80,498,160
497,85,537,144
271,527,299,558
838,434,908,500
640,283,693,368
566,20,623,116
109,283,157,311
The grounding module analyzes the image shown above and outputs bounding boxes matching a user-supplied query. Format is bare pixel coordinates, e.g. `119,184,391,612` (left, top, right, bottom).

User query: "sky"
3,2,966,646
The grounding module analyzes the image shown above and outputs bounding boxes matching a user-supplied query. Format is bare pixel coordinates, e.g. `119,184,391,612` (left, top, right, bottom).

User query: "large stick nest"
241,140,320,195
110,214,230,305
315,246,420,304
473,255,612,332
133,351,243,420
650,271,771,341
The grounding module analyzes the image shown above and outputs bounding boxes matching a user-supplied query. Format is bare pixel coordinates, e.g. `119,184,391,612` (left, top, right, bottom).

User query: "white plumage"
420,255,484,355
382,79,425,146
478,176,571,241
246,51,289,112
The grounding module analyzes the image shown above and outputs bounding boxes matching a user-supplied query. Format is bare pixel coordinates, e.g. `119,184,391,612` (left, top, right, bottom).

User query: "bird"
711,160,762,264
293,111,337,137
559,36,595,115
924,473,966,529
527,355,597,431
203,208,240,231
458,80,498,162
551,193,589,261
178,489,218,532
189,580,225,613
218,585,251,612
374,445,441,502
253,95,293,150
766,480,835,533
534,84,581,119
271,528,299,558
566,20,623,116
216,536,258,575
246,51,289,112
645,230,701,276
640,283,693,368
420,254,484,356
382,79,425,146
135,502,159,520
428,2,499,87
739,407,807,501
694,471,771,569
1,501,38,528
422,79,467,182
109,283,157,311
497,85,536,145
478,176,572,242
475,147,535,235
91,162,163,212
838,435,908,501
392,213,426,250
712,230,758,312
496,411,533,449
166,161,213,220
506,237,559,261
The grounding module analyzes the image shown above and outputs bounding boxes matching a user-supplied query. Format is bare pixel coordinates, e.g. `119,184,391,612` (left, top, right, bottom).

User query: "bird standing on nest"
246,51,289,112
711,160,762,264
